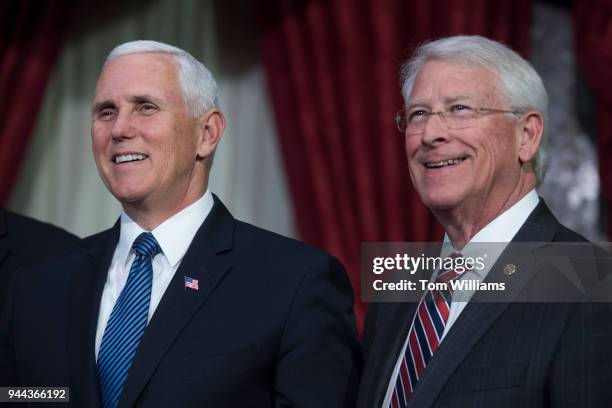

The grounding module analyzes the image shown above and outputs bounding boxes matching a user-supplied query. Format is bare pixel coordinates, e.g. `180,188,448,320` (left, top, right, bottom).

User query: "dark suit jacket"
0,197,360,407
0,208,79,315
358,200,612,407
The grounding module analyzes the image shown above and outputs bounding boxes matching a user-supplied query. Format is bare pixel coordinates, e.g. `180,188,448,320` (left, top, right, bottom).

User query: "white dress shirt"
94,190,214,360
382,189,539,407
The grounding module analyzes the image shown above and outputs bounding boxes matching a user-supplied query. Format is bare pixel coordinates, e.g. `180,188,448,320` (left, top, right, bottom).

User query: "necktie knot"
436,251,466,284
132,232,161,258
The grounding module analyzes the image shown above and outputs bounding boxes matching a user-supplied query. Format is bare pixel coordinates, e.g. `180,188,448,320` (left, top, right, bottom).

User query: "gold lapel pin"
504,264,517,275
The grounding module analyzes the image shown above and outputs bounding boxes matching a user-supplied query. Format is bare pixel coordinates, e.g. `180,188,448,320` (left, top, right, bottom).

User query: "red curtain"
258,0,531,332
574,0,612,235
0,0,73,204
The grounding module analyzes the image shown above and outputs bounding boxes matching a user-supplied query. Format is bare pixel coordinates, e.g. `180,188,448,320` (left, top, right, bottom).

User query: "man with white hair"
358,35,612,407
0,40,360,407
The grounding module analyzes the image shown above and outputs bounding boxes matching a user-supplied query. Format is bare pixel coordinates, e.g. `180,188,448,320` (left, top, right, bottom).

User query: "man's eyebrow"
406,95,475,110
92,100,115,114
405,100,429,110
128,94,163,105
444,95,474,104
92,95,165,114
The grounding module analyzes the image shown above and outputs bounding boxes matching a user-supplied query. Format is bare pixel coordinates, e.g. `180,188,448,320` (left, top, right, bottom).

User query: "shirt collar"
442,189,539,249
116,190,214,267
441,189,540,277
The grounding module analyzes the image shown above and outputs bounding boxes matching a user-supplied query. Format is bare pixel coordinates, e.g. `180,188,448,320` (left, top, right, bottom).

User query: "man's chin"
110,189,149,206
420,193,463,212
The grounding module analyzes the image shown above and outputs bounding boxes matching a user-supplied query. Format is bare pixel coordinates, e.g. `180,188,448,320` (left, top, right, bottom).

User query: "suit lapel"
67,223,119,408
407,200,560,408
118,197,234,408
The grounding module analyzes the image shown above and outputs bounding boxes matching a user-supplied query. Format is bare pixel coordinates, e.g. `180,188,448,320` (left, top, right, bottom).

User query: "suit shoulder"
4,210,79,243
37,227,111,259
80,228,114,248
24,227,113,270
552,224,588,243
2,210,80,261
232,220,336,265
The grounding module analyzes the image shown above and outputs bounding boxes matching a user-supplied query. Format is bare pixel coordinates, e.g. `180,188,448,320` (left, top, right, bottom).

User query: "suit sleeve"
549,302,612,407
361,301,379,361
0,267,20,386
273,255,362,408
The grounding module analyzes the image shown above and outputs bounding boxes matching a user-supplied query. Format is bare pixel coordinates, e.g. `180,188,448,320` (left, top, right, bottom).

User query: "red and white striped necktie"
391,252,464,407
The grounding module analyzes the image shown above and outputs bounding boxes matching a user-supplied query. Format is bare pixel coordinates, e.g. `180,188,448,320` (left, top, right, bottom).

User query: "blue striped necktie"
97,232,161,408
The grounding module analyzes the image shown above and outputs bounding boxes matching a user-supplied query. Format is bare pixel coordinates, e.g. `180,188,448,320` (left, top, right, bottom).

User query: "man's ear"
518,111,544,164
196,109,225,160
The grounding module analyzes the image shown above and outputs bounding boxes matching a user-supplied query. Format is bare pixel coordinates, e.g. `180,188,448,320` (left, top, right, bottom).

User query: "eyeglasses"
395,105,521,135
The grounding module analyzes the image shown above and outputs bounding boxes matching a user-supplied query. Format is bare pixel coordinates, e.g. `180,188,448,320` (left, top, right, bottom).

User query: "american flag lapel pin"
184,276,199,291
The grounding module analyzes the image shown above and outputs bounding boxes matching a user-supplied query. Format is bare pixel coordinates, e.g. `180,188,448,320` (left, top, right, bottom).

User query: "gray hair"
105,40,218,117
400,35,548,184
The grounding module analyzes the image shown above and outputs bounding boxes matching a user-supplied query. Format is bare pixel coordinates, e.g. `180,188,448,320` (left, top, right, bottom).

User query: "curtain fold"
0,0,73,204
574,0,612,234
258,0,531,331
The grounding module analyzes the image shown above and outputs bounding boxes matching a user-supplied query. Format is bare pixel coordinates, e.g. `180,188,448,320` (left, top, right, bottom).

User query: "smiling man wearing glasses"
358,35,612,408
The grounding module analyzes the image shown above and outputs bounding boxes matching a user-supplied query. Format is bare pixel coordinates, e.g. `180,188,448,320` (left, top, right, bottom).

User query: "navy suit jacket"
358,200,612,407
1,197,360,407
0,208,79,316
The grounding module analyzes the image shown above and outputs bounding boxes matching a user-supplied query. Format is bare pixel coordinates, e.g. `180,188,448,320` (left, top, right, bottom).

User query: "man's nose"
111,111,135,141
420,112,449,146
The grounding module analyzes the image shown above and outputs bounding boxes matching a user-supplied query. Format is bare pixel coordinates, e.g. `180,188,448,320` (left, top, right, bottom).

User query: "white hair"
400,35,549,184
105,40,218,117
